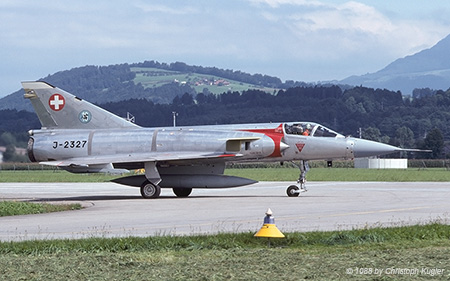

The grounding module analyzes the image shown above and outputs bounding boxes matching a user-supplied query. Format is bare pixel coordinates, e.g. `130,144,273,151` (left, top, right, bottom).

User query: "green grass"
1,168,449,183
0,224,449,280
0,201,82,216
0,170,118,182
226,167,450,182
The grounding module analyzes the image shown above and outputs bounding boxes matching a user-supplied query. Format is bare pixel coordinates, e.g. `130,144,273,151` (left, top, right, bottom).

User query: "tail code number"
52,140,87,149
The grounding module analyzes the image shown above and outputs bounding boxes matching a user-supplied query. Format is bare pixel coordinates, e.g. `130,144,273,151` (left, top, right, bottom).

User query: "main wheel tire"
287,185,300,197
140,180,161,199
173,188,192,197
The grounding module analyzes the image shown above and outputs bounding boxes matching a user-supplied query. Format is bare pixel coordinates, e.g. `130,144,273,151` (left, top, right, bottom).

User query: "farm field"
131,67,277,95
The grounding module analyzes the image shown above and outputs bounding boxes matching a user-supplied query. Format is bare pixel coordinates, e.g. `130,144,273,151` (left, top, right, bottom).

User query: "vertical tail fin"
22,81,139,129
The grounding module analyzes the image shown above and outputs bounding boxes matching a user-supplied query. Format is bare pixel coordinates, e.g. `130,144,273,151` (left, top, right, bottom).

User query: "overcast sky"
1,0,449,97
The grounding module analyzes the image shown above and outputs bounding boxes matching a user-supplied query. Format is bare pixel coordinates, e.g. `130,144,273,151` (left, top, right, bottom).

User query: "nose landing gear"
286,160,309,197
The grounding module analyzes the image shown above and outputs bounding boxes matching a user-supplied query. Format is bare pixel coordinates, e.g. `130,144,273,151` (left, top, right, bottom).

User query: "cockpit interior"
284,123,343,138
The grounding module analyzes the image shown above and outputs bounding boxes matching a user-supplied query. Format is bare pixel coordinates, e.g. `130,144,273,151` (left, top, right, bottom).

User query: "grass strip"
1,168,450,183
0,223,449,280
0,170,117,182
0,201,82,217
226,167,450,182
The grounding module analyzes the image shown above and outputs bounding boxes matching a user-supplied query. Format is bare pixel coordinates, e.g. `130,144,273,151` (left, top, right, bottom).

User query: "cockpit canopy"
284,122,344,138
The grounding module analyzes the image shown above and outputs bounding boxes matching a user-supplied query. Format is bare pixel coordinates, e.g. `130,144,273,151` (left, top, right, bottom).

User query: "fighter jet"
22,81,428,198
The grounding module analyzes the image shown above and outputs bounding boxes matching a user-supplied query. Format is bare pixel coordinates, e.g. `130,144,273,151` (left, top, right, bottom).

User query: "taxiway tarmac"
0,181,449,241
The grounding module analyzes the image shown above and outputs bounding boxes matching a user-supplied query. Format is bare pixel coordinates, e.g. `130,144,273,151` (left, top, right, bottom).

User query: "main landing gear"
140,180,161,199
286,160,309,197
172,188,192,197
140,180,193,199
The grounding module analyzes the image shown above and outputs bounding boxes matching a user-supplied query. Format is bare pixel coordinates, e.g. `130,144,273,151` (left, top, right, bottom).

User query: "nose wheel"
287,185,300,197
286,160,309,197
286,182,307,197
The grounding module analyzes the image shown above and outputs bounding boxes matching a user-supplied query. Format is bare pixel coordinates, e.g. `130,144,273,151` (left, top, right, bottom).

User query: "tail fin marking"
22,81,139,129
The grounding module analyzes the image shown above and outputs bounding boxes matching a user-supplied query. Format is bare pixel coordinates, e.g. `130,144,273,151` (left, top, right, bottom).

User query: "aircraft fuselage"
28,123,355,168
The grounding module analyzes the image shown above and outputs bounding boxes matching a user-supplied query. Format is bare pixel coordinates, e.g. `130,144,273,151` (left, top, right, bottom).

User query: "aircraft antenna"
126,112,135,123
172,111,178,127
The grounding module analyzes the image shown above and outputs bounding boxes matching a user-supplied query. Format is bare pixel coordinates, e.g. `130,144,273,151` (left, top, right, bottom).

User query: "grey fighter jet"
22,81,428,198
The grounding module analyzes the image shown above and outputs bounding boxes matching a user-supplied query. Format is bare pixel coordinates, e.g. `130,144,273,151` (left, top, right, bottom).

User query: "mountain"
0,61,307,111
341,34,450,95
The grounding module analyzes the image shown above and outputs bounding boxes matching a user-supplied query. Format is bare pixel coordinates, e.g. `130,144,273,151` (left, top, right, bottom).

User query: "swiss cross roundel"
48,94,65,111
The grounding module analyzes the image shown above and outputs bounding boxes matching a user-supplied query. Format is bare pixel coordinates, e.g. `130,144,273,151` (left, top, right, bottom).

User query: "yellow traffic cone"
254,208,285,238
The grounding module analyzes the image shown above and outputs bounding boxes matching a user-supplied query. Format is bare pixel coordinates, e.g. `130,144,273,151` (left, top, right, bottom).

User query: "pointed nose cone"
352,138,400,158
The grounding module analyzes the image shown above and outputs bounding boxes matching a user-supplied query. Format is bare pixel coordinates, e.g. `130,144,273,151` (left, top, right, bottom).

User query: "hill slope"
341,34,450,95
0,62,298,111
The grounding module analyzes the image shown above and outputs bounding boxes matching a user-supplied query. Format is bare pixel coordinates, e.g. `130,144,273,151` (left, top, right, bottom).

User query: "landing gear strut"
286,160,309,197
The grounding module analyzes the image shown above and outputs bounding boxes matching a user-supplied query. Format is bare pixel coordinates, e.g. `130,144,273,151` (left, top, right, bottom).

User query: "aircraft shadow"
27,194,290,202
29,195,141,202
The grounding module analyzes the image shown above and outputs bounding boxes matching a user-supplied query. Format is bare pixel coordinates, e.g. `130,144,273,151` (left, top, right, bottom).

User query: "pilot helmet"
306,124,312,130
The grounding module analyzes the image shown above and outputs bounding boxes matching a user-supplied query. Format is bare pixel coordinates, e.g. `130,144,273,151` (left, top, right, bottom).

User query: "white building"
354,158,408,169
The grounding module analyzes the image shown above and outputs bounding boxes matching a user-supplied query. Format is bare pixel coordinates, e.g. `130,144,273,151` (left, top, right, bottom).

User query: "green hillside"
0,61,294,111
131,67,277,95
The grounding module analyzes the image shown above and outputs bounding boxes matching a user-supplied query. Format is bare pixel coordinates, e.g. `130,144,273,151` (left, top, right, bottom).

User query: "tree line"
101,85,447,158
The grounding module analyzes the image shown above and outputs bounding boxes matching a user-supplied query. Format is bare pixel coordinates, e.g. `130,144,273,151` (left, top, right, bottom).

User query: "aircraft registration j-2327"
23,81,429,199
